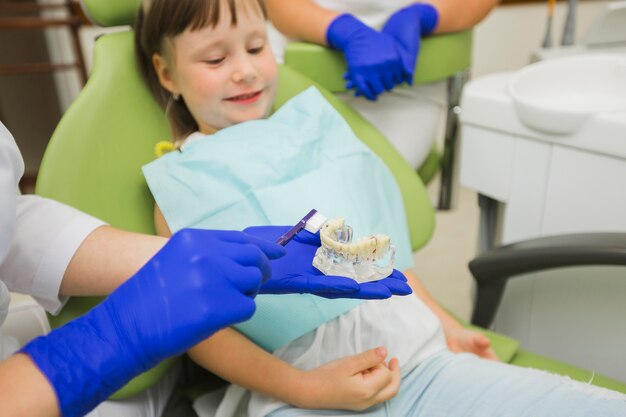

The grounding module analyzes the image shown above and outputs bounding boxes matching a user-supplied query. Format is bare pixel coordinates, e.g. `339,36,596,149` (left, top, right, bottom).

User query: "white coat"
0,121,103,357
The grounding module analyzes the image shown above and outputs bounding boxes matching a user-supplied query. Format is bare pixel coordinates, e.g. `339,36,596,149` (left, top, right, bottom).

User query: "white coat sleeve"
0,196,106,315
0,122,22,267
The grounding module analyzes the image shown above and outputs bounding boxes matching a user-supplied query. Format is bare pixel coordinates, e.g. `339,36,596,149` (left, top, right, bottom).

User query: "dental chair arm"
469,232,626,328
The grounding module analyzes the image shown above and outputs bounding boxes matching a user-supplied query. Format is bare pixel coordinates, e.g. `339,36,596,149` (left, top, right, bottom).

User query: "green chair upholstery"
35,1,626,402
472,326,626,392
283,31,473,192
81,0,140,27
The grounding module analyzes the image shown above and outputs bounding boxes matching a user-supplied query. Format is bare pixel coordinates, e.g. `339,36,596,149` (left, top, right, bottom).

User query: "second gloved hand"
327,14,405,100
20,229,285,417
244,225,412,299
382,4,439,84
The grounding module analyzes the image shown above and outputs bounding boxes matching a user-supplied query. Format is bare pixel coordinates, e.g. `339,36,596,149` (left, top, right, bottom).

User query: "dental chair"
283,31,472,210
34,0,626,404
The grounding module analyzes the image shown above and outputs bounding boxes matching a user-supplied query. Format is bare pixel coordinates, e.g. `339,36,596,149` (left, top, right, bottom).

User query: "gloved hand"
326,14,405,100
20,229,285,417
323,269,412,300
244,226,412,299
382,3,439,84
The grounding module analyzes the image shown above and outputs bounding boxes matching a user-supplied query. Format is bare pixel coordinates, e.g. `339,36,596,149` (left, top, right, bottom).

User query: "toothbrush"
276,209,328,246
542,0,556,48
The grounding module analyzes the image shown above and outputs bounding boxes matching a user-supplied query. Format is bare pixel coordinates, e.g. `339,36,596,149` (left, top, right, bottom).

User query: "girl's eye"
248,45,264,55
205,57,225,65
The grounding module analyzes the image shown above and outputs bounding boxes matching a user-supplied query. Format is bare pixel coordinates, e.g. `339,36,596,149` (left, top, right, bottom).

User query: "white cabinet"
460,72,626,381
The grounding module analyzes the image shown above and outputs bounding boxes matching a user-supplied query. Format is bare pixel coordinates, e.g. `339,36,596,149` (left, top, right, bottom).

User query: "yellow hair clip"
154,141,178,157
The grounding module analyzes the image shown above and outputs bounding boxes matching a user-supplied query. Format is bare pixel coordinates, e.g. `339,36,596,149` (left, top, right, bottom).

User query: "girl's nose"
231,55,258,84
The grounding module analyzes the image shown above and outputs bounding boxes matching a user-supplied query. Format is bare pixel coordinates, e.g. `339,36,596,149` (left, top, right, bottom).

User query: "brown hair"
134,0,267,140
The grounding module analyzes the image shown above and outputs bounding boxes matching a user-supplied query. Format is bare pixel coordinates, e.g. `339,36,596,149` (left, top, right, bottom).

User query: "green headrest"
81,0,141,27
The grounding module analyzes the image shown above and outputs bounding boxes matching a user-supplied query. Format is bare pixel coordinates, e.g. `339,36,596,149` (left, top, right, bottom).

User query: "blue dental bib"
143,87,413,351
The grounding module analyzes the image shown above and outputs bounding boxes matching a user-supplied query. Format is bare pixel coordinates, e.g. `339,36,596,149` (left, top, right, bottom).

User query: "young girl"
135,1,626,416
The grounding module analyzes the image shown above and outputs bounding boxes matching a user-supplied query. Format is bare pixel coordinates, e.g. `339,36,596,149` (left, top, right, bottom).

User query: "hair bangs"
187,0,268,31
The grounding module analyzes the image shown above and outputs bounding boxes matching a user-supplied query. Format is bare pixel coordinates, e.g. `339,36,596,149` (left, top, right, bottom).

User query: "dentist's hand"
382,4,439,84
325,269,412,300
326,14,405,100
244,226,412,299
21,229,285,417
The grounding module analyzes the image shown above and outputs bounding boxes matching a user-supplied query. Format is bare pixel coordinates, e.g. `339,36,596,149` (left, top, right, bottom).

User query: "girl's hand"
445,326,499,361
292,347,401,411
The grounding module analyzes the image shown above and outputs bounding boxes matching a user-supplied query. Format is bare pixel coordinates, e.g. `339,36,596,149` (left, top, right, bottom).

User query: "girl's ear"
152,53,178,95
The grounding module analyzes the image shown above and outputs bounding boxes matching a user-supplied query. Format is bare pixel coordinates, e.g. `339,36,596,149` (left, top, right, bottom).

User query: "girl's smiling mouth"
225,90,263,104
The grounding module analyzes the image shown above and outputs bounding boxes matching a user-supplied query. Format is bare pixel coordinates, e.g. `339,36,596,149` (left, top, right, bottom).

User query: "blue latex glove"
382,4,439,84
245,225,412,299
326,14,405,100
20,229,285,417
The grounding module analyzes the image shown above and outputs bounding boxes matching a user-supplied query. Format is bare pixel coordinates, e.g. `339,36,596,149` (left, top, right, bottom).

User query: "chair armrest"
469,233,626,328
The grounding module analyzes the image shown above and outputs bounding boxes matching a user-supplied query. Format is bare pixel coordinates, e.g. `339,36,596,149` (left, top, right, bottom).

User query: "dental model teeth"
313,217,396,283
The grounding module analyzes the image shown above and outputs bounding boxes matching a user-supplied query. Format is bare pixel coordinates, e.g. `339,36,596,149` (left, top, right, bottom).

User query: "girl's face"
154,4,277,135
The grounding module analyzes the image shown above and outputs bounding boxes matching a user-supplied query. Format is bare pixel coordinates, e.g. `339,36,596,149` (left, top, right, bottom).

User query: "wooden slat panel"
0,62,80,75
0,16,82,29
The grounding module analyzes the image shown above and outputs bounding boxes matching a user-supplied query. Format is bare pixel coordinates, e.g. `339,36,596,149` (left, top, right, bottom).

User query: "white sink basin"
509,54,626,134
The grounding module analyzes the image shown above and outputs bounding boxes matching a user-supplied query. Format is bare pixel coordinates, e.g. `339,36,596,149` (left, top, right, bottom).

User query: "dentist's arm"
0,354,58,417
2,229,284,417
267,0,499,39
60,225,166,295
0,227,167,417
266,0,497,99
266,0,338,45
3,195,166,305
426,0,499,33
